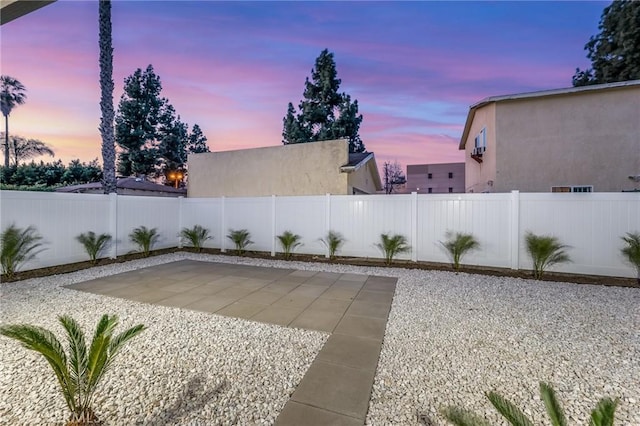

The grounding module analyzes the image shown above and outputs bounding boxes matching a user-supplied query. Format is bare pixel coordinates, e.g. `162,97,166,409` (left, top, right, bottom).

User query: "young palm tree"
227,229,253,255
75,231,112,264
1,224,44,279
525,232,571,279
375,233,410,265
129,226,159,257
0,314,145,425
0,134,55,166
180,225,211,252
0,75,27,168
442,381,618,426
440,231,480,271
98,0,117,194
620,232,640,285
277,230,302,260
319,230,345,260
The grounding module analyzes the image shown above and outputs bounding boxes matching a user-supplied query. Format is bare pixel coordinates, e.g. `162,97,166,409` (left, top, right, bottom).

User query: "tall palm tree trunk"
3,115,8,168
99,0,117,194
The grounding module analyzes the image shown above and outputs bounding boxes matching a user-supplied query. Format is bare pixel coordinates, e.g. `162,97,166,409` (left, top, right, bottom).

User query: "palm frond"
227,229,253,255
128,226,159,257
539,382,567,426
589,397,619,426
1,224,45,278
524,232,571,279
76,231,112,263
441,231,480,271
620,232,640,283
59,316,88,398
180,225,211,252
375,233,411,265
486,391,534,426
277,231,302,259
319,230,345,259
441,406,492,426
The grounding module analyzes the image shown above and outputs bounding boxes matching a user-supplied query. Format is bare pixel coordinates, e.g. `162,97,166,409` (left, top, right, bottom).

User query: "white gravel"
1,253,639,425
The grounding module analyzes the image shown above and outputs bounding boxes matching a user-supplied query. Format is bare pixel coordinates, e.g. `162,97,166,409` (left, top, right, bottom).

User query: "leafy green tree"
0,133,55,166
572,1,640,86
186,124,210,154
115,65,165,177
1,159,102,188
282,49,365,153
0,75,27,168
157,103,188,182
99,0,117,194
61,159,102,185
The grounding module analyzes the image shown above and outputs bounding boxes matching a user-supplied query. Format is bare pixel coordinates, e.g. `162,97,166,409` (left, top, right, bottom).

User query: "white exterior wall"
1,190,638,278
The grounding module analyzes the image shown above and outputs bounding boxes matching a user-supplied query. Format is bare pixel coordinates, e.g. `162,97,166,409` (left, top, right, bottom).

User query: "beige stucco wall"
347,160,381,194
188,139,352,197
464,85,640,192
464,103,496,192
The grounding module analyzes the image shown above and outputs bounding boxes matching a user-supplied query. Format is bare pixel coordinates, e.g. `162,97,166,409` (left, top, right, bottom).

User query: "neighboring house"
187,139,382,197
459,80,640,193
404,163,465,194
56,177,187,197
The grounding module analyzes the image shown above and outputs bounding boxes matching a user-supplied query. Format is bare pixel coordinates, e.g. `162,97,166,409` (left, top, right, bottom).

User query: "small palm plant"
227,229,253,255
180,225,211,253
440,231,480,272
129,226,159,257
277,230,302,260
0,314,146,426
376,233,410,265
319,230,345,260
1,224,44,279
442,381,618,426
620,232,640,285
525,232,571,280
76,231,112,265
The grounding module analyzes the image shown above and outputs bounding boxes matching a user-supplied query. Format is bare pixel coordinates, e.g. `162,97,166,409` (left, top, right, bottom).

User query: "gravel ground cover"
1,252,639,425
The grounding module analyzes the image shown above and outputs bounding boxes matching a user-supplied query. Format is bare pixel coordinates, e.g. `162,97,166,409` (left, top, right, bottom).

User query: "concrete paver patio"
66,260,397,425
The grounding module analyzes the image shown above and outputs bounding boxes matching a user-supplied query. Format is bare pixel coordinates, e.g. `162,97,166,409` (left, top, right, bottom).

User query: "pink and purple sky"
1,0,607,171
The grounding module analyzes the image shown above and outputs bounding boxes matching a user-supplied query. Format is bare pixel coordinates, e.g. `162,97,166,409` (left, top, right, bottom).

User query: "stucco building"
187,139,382,197
459,80,640,193
404,163,465,194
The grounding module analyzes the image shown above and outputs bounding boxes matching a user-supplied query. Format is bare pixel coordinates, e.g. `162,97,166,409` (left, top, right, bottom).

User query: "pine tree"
186,124,210,153
115,65,165,177
156,103,187,177
283,49,365,153
572,0,640,86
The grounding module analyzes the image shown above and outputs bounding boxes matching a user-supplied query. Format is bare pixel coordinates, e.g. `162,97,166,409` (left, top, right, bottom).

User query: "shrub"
129,226,159,257
442,381,618,426
0,314,145,426
440,231,479,271
277,230,302,260
525,232,571,280
319,230,345,260
75,231,112,264
620,232,640,285
1,224,44,279
180,225,211,252
376,233,410,265
227,229,253,255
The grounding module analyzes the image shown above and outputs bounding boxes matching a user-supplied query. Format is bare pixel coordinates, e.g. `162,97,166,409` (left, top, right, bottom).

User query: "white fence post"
325,193,331,258
108,193,117,259
411,191,418,262
271,195,277,257
177,196,184,248
220,196,226,252
509,190,520,270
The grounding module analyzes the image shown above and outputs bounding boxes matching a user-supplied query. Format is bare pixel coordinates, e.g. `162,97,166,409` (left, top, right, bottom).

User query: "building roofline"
459,79,640,149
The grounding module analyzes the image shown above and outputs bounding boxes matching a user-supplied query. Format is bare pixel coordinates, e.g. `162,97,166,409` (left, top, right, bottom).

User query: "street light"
169,170,183,189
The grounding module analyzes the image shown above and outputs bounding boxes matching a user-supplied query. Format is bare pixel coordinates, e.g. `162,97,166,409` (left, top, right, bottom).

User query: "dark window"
428,188,432,193
427,173,432,179
448,172,453,179
448,187,453,193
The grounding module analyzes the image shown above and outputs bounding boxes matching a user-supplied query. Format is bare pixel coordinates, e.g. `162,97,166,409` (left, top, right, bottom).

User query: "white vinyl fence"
1,190,639,278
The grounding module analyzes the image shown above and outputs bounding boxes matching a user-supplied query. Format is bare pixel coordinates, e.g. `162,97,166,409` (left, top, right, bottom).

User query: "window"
448,187,453,193
474,127,487,148
551,185,593,193
428,173,432,179
428,188,432,193
448,172,453,179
